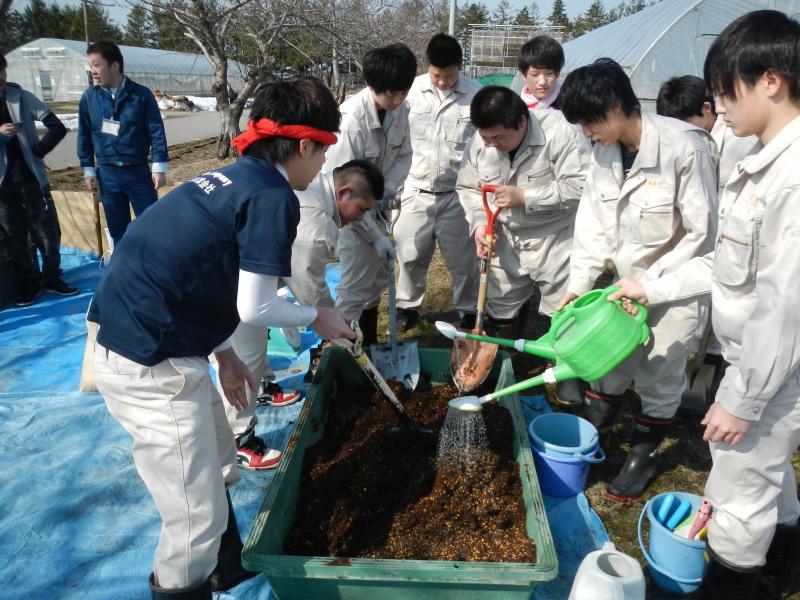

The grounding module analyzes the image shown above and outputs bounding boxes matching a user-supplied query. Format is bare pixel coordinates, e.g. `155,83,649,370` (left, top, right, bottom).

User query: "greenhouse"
4,38,248,101
560,0,800,110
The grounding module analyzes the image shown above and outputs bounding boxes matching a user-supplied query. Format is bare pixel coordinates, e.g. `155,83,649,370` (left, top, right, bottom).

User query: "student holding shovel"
558,58,718,501
611,10,800,598
455,86,589,392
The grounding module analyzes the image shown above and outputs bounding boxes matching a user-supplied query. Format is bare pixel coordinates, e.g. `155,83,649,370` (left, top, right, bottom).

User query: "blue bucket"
531,443,605,497
637,491,707,594
528,413,600,460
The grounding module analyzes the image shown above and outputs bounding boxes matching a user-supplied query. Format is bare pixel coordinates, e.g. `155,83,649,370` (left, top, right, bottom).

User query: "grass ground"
49,137,800,598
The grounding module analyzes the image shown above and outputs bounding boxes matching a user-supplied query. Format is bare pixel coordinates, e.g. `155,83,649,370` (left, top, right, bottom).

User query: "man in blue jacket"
77,40,169,246
0,51,76,307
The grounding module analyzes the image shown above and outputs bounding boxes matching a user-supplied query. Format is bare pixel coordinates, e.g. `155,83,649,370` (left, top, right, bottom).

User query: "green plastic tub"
242,348,557,599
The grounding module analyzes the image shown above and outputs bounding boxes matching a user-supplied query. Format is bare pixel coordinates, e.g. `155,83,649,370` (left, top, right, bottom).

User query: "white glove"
380,186,401,212
373,235,396,260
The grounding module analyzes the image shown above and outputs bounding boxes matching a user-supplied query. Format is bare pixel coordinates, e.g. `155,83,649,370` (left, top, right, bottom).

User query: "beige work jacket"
645,115,800,421
405,73,481,193
456,108,590,237
568,113,718,297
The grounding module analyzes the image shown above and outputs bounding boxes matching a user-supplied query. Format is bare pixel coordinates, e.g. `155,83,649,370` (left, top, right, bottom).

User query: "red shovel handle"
481,184,502,236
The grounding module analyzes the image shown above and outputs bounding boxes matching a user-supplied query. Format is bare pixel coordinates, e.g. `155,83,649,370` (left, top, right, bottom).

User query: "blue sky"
15,0,599,26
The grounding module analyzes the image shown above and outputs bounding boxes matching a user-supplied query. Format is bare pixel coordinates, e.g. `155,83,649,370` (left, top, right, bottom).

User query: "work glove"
379,186,401,213
373,235,396,260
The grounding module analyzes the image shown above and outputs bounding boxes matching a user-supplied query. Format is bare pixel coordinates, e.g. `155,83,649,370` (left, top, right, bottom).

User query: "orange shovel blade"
450,330,499,393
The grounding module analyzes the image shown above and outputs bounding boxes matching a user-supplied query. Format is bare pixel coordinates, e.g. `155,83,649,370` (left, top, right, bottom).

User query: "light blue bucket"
528,413,601,461
637,491,707,594
531,444,605,497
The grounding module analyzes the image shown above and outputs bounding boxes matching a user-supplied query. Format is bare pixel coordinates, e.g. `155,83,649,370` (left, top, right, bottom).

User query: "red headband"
231,118,338,154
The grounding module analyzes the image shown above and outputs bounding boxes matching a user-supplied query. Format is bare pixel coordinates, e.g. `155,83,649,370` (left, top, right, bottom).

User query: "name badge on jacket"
101,118,120,136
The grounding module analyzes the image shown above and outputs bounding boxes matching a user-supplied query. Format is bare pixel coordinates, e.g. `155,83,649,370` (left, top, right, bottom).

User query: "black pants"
0,178,62,285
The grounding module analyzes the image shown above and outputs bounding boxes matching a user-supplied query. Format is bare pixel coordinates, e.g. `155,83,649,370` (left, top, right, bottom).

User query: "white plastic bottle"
568,542,646,600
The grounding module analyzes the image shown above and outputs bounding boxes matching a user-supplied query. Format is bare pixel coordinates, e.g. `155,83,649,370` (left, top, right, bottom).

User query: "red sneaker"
257,381,302,407
236,435,281,470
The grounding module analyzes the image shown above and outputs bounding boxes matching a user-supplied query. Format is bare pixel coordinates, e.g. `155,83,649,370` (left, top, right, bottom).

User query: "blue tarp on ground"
0,250,608,599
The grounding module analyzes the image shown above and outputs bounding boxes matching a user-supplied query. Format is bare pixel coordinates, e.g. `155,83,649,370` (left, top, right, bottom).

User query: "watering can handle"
602,285,650,330
637,501,706,586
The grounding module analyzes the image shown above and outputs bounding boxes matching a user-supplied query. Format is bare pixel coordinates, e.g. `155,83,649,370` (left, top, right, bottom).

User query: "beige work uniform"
457,109,589,318
645,115,800,567
285,171,341,308
703,116,758,355
324,88,412,321
569,113,718,419
394,73,481,315
93,343,239,589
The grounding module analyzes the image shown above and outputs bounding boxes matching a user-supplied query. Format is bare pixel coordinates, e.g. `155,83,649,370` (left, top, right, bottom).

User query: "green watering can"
435,286,651,411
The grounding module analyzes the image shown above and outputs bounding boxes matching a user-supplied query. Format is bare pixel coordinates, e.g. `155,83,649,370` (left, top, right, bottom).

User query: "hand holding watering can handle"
602,285,650,341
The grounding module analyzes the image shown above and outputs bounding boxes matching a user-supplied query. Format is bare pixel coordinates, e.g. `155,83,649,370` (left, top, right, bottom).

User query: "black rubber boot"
485,315,522,340
209,491,258,592
149,573,211,600
700,545,761,599
554,378,585,408
606,414,671,501
757,522,800,599
358,307,379,346
459,312,476,331
582,390,626,436
396,307,420,332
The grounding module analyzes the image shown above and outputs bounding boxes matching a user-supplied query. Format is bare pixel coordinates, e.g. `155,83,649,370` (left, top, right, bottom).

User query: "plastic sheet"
0,250,608,600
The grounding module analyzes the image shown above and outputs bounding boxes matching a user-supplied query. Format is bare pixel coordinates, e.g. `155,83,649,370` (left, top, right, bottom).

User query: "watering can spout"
448,361,580,412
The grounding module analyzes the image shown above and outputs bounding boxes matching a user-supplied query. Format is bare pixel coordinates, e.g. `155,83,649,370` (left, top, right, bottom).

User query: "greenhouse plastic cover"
0,249,608,600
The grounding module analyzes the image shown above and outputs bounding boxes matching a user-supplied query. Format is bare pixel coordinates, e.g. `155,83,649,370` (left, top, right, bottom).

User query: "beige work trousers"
210,322,273,439
488,223,573,319
335,221,388,322
93,342,239,589
394,188,479,315
590,299,702,419
705,369,800,567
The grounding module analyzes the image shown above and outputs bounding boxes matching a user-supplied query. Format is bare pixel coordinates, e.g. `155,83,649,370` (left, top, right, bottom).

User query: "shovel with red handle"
450,183,503,392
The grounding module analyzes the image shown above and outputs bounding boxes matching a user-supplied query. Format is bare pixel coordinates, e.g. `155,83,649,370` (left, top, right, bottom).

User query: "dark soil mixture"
284,381,537,563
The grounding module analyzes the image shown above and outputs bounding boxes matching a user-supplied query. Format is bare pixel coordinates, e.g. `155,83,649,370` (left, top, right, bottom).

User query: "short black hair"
87,40,124,74
333,159,384,201
705,9,800,102
363,44,417,93
0,53,6,71
560,58,640,125
426,33,462,69
246,77,340,163
470,86,528,130
657,75,715,120
518,35,564,74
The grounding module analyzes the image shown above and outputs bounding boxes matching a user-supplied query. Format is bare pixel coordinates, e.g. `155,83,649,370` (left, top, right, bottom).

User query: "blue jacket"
77,77,169,168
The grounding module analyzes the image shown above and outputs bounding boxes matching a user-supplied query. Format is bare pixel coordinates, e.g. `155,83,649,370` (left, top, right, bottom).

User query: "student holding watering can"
558,59,718,501
611,11,800,599
455,86,589,396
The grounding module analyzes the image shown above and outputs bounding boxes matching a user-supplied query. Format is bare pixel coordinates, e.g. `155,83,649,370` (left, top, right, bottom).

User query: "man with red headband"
88,77,352,600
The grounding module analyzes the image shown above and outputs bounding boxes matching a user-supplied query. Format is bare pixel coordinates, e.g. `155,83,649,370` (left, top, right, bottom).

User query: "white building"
5,38,248,102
